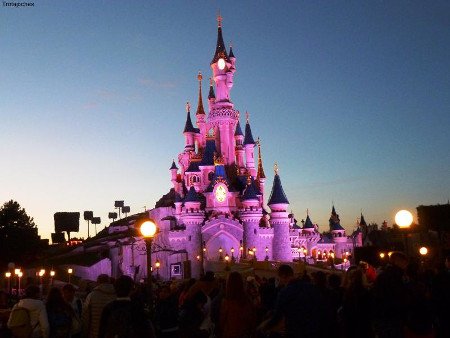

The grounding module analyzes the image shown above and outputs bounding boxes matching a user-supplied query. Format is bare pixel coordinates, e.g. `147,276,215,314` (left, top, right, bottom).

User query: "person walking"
8,285,49,338
218,272,256,338
46,287,75,338
81,275,116,338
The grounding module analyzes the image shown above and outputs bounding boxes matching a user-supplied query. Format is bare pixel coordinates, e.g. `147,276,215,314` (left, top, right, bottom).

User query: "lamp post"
5,272,11,295
303,248,307,263
39,269,45,297
139,218,157,308
50,270,55,286
17,271,23,296
155,260,160,280
265,247,269,261
224,254,230,271
219,247,223,261
67,268,73,284
239,246,243,261
230,247,235,262
395,210,413,256
252,247,257,261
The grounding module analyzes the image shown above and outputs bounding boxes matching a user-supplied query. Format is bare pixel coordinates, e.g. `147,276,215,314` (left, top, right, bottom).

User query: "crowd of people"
0,252,449,338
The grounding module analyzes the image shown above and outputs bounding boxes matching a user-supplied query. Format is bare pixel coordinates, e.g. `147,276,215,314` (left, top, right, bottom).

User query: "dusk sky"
1,1,449,240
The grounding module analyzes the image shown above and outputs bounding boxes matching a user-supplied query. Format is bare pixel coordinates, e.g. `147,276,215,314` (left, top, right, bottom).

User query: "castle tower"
244,113,256,177
329,206,347,257
169,160,178,189
268,164,292,261
183,102,197,152
234,120,245,169
256,137,266,200
195,72,207,151
240,175,262,258
208,78,215,112
183,186,204,278
302,210,315,234
208,15,239,165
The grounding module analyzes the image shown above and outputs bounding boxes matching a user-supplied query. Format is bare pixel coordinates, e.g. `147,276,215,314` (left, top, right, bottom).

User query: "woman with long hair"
218,272,256,338
46,287,75,338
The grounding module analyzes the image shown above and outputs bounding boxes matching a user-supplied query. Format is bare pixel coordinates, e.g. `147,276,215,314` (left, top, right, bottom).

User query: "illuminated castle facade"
92,17,360,281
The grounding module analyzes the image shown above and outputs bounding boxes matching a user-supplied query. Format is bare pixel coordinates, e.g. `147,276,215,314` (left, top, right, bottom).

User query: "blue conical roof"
235,121,243,137
211,25,230,65
303,215,314,229
329,206,345,231
359,213,367,226
185,186,200,202
183,110,197,133
229,46,235,58
268,174,289,205
185,161,200,173
200,139,217,166
244,121,255,145
170,160,178,170
242,180,258,201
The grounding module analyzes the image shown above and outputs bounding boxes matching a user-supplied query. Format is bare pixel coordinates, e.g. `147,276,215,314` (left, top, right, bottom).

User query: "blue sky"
1,1,449,240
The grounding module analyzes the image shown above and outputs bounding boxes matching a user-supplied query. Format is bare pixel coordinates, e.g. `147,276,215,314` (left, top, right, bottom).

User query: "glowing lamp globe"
140,220,157,238
218,58,226,70
379,252,385,259
5,272,11,278
419,247,428,256
50,271,55,277
395,210,413,228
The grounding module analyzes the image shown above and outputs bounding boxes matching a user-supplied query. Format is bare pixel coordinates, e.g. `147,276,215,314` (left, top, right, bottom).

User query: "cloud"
139,77,176,89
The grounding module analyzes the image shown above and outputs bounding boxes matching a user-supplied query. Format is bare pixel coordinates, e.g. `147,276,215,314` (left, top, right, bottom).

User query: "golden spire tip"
217,11,222,28
185,101,190,112
198,71,202,82
274,162,279,175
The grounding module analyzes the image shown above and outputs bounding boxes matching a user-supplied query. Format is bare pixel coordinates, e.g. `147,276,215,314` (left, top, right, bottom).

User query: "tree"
0,200,45,268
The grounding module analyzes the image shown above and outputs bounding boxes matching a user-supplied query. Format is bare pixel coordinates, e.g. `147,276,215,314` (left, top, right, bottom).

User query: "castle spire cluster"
137,16,360,279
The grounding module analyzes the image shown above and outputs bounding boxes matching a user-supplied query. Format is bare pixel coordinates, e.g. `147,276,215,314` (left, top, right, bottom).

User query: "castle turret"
195,72,206,150
268,164,292,261
244,113,256,177
170,160,178,187
329,205,347,247
208,77,215,111
234,120,245,169
302,210,315,234
210,14,234,107
256,137,266,199
183,102,197,152
182,186,204,277
240,175,262,259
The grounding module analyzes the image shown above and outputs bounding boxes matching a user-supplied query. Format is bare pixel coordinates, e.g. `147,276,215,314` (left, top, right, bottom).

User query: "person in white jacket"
8,285,49,338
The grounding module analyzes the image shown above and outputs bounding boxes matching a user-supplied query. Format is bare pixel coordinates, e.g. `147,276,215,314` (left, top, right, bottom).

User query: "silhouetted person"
260,264,325,338
218,272,256,338
98,275,155,338
8,285,49,338
432,254,450,338
178,290,209,338
154,285,179,338
371,252,409,338
341,268,373,338
82,274,116,338
46,287,74,338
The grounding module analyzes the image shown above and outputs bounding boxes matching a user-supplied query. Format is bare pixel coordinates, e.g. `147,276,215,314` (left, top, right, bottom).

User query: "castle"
84,17,361,281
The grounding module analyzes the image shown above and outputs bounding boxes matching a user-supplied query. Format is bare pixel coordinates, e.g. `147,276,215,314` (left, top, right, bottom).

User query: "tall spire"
183,101,196,133
234,120,243,136
196,72,205,115
244,112,255,145
256,137,266,180
268,163,289,205
211,13,229,65
208,77,215,99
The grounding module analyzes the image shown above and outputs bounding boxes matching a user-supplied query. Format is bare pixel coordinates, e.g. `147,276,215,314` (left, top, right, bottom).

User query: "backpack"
7,306,33,338
103,304,134,338
48,309,72,338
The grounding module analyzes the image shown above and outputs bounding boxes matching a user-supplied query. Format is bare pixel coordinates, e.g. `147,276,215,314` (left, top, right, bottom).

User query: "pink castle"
100,16,361,281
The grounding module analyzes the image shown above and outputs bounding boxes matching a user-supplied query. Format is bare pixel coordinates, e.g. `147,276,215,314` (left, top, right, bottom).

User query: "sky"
1,0,449,240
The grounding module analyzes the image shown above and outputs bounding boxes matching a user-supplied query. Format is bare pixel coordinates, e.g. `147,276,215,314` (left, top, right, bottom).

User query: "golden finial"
307,208,309,216
246,111,249,123
209,77,213,86
185,101,190,112
274,162,279,175
229,41,233,48
217,11,222,28
256,136,260,146
246,174,252,186
197,71,202,82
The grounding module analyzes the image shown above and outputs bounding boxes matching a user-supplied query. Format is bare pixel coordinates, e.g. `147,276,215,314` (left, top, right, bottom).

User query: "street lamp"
265,246,269,261
379,252,385,259
252,247,257,260
139,218,158,307
67,268,73,283
17,271,23,295
303,248,307,263
419,246,428,256
155,260,161,279
395,210,413,256
5,272,11,294
50,270,55,286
